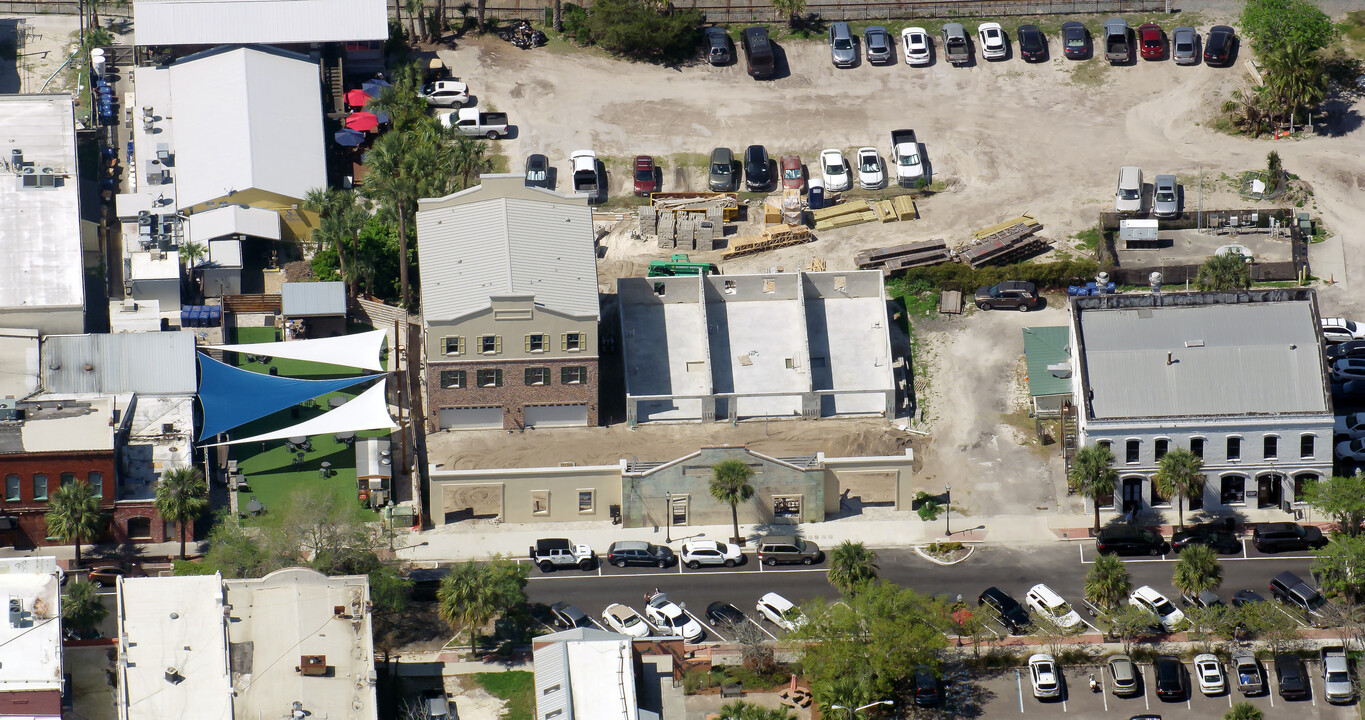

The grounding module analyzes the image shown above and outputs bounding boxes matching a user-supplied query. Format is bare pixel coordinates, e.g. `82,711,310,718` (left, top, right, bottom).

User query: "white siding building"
1070,290,1333,519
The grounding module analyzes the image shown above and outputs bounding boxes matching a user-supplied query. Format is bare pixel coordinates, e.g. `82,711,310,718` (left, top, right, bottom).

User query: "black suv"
1269,571,1327,616
1252,522,1326,553
741,26,775,79
744,145,771,191
606,540,675,568
912,666,941,707
1096,525,1170,556
978,586,1030,634
974,281,1039,311
1203,25,1236,66
1275,653,1309,700
1171,519,1241,554
1153,655,1187,700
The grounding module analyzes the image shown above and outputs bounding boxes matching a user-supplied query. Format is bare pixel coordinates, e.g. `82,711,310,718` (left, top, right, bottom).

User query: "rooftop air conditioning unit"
121,299,138,313
21,166,36,175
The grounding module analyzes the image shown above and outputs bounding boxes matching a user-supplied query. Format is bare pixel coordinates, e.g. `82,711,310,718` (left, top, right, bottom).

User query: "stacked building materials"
959,214,1049,268
855,238,953,275
722,226,813,259
810,196,918,231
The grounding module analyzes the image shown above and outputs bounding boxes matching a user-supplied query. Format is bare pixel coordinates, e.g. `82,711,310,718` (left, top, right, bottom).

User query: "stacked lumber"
811,195,919,230
855,238,952,275
722,226,813,259
960,215,1048,268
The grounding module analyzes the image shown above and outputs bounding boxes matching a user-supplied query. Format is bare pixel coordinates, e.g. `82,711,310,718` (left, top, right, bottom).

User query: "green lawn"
473,672,535,720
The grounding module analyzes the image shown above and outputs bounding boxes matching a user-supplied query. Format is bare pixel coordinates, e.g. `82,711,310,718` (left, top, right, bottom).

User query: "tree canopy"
154,466,210,560
1240,0,1337,55
1197,253,1251,291
1152,449,1205,528
710,459,755,544
827,541,878,596
46,480,103,567
1302,474,1365,536
1312,534,1365,600
1172,545,1223,597
1068,444,1117,532
437,560,530,651
580,0,703,63
1084,553,1133,612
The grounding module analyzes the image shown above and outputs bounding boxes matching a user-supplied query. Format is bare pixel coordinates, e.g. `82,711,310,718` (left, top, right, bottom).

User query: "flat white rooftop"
0,394,115,453
0,327,40,398
0,557,63,691
120,393,194,501
118,575,232,720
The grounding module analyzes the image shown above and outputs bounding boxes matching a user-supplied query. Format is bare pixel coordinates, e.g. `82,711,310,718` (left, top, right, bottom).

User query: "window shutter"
561,333,568,351
525,335,532,352
495,336,502,353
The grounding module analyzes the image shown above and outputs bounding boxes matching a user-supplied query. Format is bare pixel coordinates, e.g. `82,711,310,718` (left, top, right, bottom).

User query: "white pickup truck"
438,107,509,139
889,129,924,186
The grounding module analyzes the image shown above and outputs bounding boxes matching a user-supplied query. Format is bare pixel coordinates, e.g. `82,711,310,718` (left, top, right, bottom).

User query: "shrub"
581,0,702,63
887,258,1103,295
917,500,941,522
561,3,589,40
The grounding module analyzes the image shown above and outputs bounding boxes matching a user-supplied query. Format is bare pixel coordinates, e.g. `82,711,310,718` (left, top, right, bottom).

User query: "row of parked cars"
529,535,824,572
1114,166,1182,218
1058,646,1354,703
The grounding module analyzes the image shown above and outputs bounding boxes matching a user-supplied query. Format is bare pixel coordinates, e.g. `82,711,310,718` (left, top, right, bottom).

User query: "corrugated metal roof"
1022,326,1072,398
41,332,197,395
1079,300,1327,419
532,639,572,719
416,192,600,322
133,0,389,46
281,281,347,317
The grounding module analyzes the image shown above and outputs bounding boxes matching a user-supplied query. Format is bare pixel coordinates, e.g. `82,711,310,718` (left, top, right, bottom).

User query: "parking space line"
1242,542,1249,559
1015,669,1024,713
1080,617,1101,635
687,610,722,642
749,617,779,641
1142,668,1149,710
1100,666,1108,712
589,617,607,632
1271,603,1309,627
1269,688,1274,707
1186,695,1191,710
1079,544,1086,564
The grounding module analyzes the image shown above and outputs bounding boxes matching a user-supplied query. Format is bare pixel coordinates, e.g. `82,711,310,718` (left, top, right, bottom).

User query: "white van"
1115,166,1143,215
1025,583,1083,629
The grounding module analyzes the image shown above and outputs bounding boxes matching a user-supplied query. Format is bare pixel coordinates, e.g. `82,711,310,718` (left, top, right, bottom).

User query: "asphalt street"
523,538,1318,641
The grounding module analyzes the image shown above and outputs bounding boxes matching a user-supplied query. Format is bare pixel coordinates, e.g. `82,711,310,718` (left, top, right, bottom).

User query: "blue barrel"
180,307,192,327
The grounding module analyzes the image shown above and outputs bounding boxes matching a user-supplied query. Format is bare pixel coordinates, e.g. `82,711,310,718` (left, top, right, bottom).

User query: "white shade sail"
213,329,387,372
203,378,395,446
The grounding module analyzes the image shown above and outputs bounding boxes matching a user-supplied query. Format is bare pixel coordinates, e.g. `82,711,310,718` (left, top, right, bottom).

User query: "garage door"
524,404,588,428
438,407,503,430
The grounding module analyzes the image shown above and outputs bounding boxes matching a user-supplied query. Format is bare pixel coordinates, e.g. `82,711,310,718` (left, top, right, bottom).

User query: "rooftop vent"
164,667,183,684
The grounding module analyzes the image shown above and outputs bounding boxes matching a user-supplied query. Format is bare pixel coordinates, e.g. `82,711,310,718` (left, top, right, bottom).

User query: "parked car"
644,592,704,642
829,22,857,67
1321,645,1354,703
419,79,469,107
1025,583,1082,629
1194,654,1226,695
888,129,924,185
974,280,1038,311
1171,519,1240,554
1326,340,1365,362
421,689,451,720
1153,174,1179,218
530,538,596,572
704,26,732,65
549,602,592,629
1017,24,1046,61
741,26,775,78
864,25,893,63
1275,654,1309,700
1335,411,1365,439
1154,655,1188,700
855,147,885,189
744,145,771,191
1109,654,1140,696
1337,437,1365,461
907,666,940,707
780,154,804,191
1233,652,1265,695
978,22,1007,60
755,592,805,631
524,153,550,189
1172,26,1198,64
1332,357,1365,382
708,147,737,192
819,148,851,192
1096,524,1169,556
1103,18,1131,63
978,586,1031,634
1338,380,1365,398
87,564,131,587
704,601,746,629
1182,590,1224,608
1061,21,1091,59
1269,570,1327,616
1204,25,1236,66
902,27,932,65
633,155,659,196
942,23,971,65
1029,653,1061,698
755,535,823,565
680,539,743,568
1252,522,1326,552
1138,23,1163,59
602,603,651,637
1129,585,1185,631
1323,317,1365,343
1115,166,1143,215
569,151,604,205
440,106,509,138
1232,589,1267,607
607,540,674,568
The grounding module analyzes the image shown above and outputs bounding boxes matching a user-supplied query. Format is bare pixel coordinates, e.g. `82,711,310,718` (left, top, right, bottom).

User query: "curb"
913,543,975,566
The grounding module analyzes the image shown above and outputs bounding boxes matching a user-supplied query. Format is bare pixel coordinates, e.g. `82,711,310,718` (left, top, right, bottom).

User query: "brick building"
416,175,601,431
0,557,64,720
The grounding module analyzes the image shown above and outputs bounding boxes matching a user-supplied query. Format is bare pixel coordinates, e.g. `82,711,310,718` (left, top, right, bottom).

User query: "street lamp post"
945,483,952,536
830,700,895,719
665,492,672,543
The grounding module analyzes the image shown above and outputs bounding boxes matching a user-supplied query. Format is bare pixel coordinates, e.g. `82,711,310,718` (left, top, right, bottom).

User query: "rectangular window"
543,684,561,696
773,494,802,518
477,369,503,388
440,370,466,389
1190,438,1204,459
32,474,47,501
526,334,547,353
1154,439,1168,460
561,366,587,385
479,335,501,355
1295,474,1316,501
577,489,595,514
1221,476,1246,505
1150,481,1169,507
525,367,550,386
1125,440,1139,464
1227,437,1241,461
531,490,550,516
89,472,102,499
669,495,689,526
4,475,18,502
563,332,584,352
1097,440,1112,453
1301,435,1315,459
60,472,75,488
443,336,463,356
1263,436,1278,460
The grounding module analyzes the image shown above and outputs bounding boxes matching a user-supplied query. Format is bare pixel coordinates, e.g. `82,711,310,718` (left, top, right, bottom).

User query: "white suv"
1025,584,1082,630
756,592,806,632
1115,166,1143,215
680,539,744,568
1129,585,1185,632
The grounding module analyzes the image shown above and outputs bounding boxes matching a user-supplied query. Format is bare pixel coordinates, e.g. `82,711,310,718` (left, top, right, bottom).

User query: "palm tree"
1152,449,1205,528
45,481,103,567
436,560,528,652
366,64,428,133
1225,701,1264,720
553,0,563,32
718,701,795,720
827,541,878,596
1221,88,1273,138
1196,253,1251,292
1172,544,1222,599
1084,553,1132,612
62,580,109,638
362,132,421,308
1263,44,1327,131
153,466,209,560
710,459,755,545
1069,444,1117,534
178,240,206,269
476,0,487,32
303,187,367,295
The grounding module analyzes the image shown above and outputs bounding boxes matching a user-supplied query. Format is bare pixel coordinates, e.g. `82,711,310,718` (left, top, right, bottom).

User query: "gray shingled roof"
41,332,197,395
1079,300,1328,419
416,196,599,322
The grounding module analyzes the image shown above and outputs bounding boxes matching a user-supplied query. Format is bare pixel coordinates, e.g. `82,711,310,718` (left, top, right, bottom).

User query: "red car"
1138,23,1163,60
780,154,804,191
633,155,658,196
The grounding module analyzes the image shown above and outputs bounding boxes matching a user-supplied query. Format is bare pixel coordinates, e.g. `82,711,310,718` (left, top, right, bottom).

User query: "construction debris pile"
810,196,918,230
857,214,1050,275
639,192,739,251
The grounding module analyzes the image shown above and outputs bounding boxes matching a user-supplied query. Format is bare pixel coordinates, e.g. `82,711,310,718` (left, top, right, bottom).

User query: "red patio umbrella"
344,112,380,132
344,88,371,108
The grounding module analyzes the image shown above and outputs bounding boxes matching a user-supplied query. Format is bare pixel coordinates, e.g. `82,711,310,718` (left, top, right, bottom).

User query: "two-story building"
416,175,600,431
1070,289,1333,519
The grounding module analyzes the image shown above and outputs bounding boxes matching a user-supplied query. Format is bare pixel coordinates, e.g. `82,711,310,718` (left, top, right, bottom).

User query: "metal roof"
167,46,326,209
41,331,197,395
133,0,389,46
186,204,282,244
282,281,347,317
531,629,637,720
1022,326,1072,398
533,638,572,719
416,179,600,322
1078,299,1328,419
